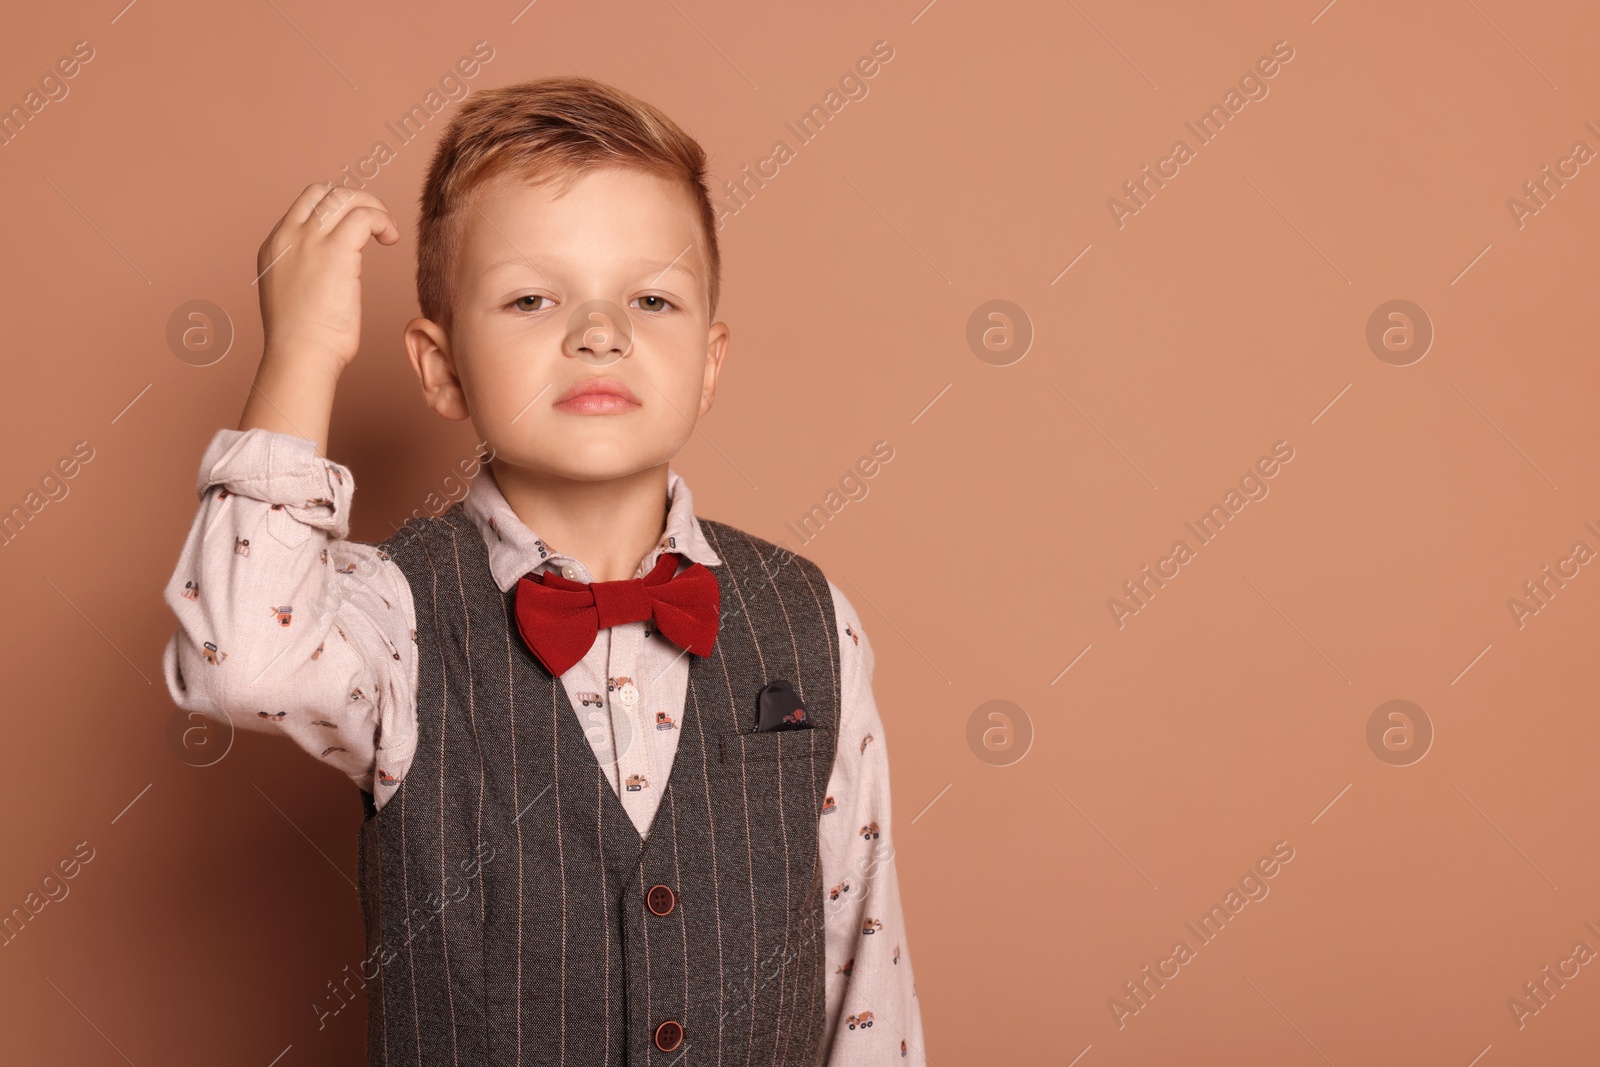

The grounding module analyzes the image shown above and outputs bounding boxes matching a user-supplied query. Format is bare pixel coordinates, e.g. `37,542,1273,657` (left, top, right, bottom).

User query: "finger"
303,185,375,234
342,193,400,244
364,194,401,244
286,181,340,227
326,203,401,251
263,182,337,253
300,185,396,236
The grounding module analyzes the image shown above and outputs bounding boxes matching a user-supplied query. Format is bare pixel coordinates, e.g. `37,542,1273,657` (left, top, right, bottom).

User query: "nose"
564,298,634,366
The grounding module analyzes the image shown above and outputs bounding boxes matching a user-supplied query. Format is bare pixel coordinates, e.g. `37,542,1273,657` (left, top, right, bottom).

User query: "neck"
489,460,670,583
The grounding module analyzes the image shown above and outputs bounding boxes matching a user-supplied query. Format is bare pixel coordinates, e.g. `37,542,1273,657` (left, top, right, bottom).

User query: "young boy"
161,76,924,1065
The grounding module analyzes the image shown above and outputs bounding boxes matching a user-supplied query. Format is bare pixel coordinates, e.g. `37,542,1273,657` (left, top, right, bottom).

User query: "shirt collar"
462,463,724,592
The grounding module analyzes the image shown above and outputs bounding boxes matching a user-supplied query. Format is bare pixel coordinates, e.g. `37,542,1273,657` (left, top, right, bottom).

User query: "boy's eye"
511,294,552,312
632,295,674,314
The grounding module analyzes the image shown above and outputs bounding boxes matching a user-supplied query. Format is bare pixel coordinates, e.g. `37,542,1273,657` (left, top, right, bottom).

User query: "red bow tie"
512,551,720,677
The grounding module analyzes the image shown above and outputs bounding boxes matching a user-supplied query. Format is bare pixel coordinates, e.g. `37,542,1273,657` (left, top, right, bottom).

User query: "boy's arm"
160,427,419,805
816,580,927,1067
160,182,415,802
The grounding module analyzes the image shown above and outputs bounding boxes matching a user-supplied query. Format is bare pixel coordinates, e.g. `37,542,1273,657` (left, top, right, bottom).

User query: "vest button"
653,1019,684,1051
646,883,676,916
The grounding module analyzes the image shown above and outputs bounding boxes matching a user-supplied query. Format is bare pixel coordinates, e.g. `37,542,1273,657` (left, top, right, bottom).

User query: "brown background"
2,0,1598,1062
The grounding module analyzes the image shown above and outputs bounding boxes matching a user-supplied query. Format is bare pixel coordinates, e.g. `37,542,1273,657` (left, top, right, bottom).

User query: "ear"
404,316,472,421
698,319,730,418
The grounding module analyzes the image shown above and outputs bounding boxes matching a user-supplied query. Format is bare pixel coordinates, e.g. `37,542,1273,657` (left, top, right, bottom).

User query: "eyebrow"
631,250,700,284
480,250,700,284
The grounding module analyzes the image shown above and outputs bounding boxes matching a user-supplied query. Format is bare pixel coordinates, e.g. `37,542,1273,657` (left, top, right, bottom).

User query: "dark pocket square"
755,679,814,732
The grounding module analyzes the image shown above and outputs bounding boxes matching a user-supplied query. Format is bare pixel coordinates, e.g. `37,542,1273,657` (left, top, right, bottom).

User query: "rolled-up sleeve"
817,579,926,1066
160,427,418,808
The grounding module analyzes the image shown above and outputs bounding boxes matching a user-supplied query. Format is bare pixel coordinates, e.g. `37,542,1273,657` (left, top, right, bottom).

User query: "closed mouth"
555,376,640,404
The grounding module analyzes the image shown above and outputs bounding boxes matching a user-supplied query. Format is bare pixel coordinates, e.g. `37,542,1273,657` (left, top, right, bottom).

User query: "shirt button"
646,883,676,916
617,682,639,707
560,563,580,581
653,1019,684,1051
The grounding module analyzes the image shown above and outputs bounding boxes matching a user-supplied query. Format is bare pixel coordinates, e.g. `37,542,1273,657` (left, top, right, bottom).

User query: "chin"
488,422,687,481
538,446,671,483
555,460,653,482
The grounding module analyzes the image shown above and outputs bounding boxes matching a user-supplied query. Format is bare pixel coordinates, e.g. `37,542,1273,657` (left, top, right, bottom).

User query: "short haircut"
415,75,721,332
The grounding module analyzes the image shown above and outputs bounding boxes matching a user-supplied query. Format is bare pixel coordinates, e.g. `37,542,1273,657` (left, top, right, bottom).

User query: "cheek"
463,359,538,424
640,367,708,449
642,329,712,402
645,380,703,437
459,330,561,406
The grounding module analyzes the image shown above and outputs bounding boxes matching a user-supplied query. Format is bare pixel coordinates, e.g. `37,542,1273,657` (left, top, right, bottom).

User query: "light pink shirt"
161,427,925,1065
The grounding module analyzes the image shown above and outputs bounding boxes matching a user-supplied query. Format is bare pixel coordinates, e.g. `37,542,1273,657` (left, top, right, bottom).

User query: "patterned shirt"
161,427,925,1065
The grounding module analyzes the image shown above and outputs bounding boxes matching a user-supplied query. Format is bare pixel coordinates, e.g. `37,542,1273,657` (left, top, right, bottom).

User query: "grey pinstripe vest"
358,501,841,1066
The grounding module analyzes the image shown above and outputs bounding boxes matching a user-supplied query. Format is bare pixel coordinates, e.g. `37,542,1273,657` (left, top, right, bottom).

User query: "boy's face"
405,165,728,483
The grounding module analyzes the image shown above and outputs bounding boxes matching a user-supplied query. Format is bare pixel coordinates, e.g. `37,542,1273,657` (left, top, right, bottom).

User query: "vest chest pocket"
718,727,831,764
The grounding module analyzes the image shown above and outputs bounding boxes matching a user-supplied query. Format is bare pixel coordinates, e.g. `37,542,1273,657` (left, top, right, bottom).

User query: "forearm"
237,350,342,456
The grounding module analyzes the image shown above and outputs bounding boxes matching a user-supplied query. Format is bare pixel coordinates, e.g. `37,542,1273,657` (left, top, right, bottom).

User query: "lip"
554,375,641,413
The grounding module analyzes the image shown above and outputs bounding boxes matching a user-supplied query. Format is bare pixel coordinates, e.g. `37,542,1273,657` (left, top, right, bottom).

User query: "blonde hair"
415,75,721,331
